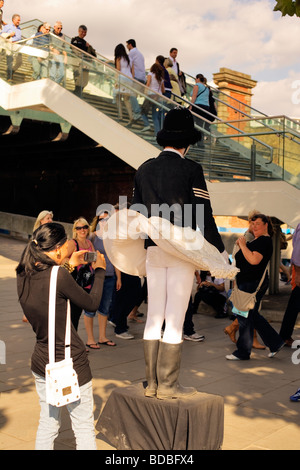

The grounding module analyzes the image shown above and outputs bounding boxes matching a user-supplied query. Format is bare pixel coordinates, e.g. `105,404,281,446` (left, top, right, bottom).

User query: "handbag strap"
48,266,71,365
255,267,268,293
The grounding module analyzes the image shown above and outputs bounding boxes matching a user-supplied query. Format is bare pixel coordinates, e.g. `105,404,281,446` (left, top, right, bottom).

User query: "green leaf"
274,0,297,16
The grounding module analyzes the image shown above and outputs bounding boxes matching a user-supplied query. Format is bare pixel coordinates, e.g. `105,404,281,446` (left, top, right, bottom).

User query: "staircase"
0,31,299,228
0,45,275,183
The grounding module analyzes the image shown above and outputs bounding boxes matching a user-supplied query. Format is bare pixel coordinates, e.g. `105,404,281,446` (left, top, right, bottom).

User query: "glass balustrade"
0,32,299,189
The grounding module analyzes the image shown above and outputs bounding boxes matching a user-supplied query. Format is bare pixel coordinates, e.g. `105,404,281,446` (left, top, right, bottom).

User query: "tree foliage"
274,0,300,16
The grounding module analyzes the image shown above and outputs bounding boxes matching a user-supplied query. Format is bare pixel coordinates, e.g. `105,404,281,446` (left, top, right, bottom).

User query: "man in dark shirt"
71,25,96,96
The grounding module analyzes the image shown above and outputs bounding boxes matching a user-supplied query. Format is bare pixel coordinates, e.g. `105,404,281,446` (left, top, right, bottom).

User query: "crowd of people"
15,106,299,449
3,2,299,452
0,6,217,134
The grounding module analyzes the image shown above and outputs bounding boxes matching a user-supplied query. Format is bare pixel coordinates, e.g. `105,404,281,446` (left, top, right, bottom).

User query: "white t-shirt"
148,72,163,94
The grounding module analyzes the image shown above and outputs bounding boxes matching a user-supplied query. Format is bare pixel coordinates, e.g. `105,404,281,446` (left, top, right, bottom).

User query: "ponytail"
16,223,67,276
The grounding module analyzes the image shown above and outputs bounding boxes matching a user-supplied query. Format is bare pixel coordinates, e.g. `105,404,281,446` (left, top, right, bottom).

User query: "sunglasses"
75,225,89,230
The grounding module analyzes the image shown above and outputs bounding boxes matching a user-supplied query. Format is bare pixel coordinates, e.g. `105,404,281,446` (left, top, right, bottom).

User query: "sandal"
128,316,144,323
86,343,100,350
98,340,116,347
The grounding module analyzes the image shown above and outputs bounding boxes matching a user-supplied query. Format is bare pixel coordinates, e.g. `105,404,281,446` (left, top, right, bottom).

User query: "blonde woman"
164,58,182,103
83,212,119,349
68,218,97,334
33,210,53,232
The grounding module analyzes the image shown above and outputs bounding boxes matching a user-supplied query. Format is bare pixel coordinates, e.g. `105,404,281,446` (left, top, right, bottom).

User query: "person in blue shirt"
1,14,22,80
31,22,51,80
190,73,212,134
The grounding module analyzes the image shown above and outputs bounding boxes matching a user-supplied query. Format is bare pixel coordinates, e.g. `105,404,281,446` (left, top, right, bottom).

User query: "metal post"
250,142,256,180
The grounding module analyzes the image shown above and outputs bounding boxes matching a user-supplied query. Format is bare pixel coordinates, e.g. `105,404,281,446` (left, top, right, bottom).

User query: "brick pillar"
213,68,257,135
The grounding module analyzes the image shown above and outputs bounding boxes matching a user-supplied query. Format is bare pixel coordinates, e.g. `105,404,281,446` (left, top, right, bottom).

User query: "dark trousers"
113,273,141,334
279,286,300,340
193,287,226,316
233,277,284,359
183,297,195,336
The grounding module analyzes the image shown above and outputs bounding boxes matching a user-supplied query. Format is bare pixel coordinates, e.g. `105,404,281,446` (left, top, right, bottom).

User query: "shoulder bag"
229,268,267,318
73,240,95,289
45,266,81,407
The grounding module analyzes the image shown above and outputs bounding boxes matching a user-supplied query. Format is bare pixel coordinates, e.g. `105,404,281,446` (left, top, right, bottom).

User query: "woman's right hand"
92,251,106,271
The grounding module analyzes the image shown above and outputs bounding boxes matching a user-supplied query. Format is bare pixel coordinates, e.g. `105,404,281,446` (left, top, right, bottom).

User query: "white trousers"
144,246,195,344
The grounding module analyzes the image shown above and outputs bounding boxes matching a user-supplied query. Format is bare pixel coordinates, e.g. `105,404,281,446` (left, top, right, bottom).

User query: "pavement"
0,235,300,451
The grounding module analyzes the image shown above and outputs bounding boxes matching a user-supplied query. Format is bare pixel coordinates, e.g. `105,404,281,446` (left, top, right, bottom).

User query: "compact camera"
84,252,97,263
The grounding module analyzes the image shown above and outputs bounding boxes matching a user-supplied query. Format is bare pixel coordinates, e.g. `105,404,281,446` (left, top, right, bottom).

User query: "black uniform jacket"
131,150,224,253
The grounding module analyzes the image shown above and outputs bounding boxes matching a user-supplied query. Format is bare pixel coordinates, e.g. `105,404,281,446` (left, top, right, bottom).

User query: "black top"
235,236,273,285
17,266,105,386
71,36,88,52
132,150,224,253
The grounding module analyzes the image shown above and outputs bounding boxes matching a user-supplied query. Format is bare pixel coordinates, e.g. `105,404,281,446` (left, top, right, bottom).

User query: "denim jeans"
49,56,65,84
33,372,97,450
85,275,116,318
233,276,284,359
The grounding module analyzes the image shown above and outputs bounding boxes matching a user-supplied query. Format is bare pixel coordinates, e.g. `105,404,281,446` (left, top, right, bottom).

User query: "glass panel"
1,32,299,188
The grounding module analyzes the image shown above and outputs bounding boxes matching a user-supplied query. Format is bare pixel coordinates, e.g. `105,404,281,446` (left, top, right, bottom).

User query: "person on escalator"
0,0,7,30
71,25,96,96
1,13,22,81
189,74,212,136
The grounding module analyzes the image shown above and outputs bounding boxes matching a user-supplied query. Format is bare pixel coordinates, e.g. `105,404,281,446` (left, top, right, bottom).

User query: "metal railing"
0,29,299,189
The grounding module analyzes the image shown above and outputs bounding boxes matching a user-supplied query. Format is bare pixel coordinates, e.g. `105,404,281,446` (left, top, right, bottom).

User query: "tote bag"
45,266,81,407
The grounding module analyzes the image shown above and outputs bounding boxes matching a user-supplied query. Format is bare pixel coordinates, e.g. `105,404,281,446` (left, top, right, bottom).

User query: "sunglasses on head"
75,225,89,230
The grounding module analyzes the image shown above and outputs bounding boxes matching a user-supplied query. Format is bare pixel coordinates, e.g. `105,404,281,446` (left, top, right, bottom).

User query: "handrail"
171,92,274,162
6,29,300,177
185,71,300,140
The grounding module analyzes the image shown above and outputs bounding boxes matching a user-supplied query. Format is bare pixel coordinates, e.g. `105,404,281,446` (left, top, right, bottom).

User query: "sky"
3,0,300,117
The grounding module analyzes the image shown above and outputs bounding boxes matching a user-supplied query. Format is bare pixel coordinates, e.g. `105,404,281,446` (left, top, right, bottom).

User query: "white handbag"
45,266,81,407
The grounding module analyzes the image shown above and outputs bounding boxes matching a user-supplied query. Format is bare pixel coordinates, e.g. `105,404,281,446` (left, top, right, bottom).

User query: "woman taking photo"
16,223,106,450
226,214,284,361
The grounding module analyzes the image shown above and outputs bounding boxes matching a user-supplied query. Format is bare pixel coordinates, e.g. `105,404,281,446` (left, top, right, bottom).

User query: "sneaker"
268,342,285,358
184,333,205,342
108,320,116,327
115,332,134,340
141,126,150,132
290,388,300,402
225,354,241,361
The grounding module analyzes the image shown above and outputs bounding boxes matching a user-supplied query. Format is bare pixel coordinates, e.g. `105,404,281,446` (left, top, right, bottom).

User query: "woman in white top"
114,43,134,125
141,63,165,135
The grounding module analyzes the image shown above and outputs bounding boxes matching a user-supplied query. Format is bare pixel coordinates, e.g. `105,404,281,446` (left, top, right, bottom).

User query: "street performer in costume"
131,107,228,399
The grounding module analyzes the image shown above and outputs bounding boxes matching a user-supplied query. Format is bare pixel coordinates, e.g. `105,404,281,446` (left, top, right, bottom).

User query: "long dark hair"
150,63,164,83
114,43,130,66
16,223,67,276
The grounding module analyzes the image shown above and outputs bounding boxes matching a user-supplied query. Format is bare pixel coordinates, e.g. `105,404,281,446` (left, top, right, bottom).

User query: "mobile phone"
84,252,97,263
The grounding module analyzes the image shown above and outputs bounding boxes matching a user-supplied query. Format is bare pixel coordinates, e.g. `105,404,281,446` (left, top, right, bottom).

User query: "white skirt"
103,209,239,280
